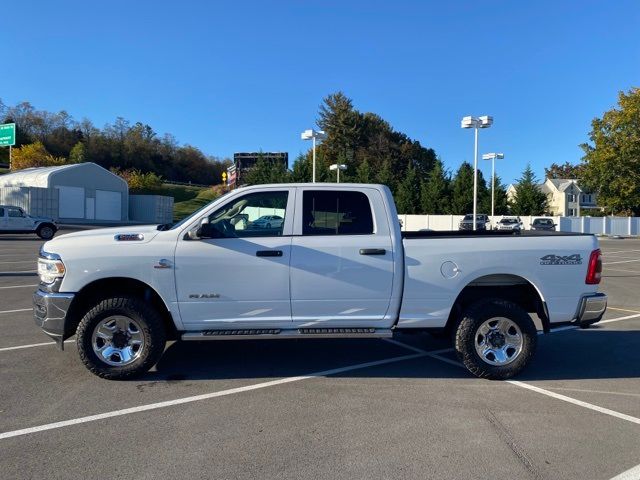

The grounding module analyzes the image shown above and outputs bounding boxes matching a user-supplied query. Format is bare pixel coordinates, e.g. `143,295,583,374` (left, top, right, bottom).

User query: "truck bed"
402,230,591,239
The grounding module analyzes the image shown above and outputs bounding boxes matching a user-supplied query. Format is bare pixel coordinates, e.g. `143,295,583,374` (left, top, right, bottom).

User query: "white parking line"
508,381,640,425
0,308,32,314
0,270,37,274
385,314,640,428
0,284,38,290
610,464,640,480
601,249,640,255
604,259,640,265
0,340,73,352
0,351,426,440
604,267,640,274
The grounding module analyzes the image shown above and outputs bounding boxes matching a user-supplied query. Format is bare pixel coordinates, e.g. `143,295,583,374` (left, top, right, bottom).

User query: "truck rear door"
289,187,395,326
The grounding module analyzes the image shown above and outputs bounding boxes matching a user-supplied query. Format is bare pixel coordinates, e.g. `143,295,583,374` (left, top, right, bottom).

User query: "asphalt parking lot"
1,233,639,480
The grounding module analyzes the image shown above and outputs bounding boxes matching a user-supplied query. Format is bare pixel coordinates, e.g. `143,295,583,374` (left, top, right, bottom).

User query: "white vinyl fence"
397,214,640,236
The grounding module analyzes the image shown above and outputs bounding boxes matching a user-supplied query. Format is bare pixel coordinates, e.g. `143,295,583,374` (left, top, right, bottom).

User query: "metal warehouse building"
0,163,129,222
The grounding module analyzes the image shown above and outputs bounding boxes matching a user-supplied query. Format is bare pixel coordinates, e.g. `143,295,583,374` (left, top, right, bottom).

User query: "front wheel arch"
65,277,178,342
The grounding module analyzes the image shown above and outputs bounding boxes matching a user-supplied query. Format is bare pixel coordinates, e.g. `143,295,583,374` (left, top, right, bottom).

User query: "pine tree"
450,162,475,214
355,158,372,183
395,162,420,214
290,153,312,182
376,158,395,192
510,164,548,215
420,159,449,214
243,157,290,185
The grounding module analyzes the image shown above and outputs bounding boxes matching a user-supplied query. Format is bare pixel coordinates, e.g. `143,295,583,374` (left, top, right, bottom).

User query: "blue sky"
1,0,638,184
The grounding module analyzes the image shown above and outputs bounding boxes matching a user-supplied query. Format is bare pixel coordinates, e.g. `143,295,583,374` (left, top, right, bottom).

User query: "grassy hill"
130,183,224,221
172,187,222,220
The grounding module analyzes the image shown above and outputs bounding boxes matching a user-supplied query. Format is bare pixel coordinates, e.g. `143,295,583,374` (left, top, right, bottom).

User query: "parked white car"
250,215,284,230
0,205,57,239
34,184,606,380
495,216,524,232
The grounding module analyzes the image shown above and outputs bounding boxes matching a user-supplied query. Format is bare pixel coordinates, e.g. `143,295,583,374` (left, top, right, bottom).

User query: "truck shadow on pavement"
145,329,640,383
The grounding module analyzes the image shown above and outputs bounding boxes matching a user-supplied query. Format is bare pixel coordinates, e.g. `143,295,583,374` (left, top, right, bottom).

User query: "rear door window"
302,191,374,235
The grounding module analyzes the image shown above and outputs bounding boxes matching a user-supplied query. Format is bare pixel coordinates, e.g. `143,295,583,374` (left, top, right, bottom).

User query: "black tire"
76,296,166,380
36,223,56,240
454,299,537,380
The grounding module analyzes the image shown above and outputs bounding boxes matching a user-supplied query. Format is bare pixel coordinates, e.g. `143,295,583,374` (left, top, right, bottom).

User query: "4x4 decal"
540,254,582,265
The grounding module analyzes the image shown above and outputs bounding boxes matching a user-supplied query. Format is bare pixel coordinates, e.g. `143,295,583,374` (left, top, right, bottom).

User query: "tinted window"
206,191,288,238
302,191,374,235
8,208,24,218
0,207,4,217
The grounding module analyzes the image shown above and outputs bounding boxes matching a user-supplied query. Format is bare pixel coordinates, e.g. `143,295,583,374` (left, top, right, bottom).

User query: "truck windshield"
165,190,233,231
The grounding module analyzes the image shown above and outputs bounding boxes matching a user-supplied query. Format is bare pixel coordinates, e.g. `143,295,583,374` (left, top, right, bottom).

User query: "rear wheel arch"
65,277,178,341
444,274,549,335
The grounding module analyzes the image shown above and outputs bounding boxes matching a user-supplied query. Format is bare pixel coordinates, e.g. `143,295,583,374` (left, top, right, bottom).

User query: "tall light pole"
301,129,327,183
461,115,493,230
482,152,504,220
329,163,347,183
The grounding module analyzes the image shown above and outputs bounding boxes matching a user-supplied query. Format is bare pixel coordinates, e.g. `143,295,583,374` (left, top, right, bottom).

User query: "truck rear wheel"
454,299,537,380
76,296,166,380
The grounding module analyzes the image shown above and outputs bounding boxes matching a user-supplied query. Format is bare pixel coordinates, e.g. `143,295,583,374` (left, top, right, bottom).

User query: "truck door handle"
359,248,386,255
256,250,283,257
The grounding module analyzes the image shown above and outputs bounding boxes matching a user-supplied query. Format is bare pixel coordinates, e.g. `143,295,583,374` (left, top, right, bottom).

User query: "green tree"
420,159,449,214
544,161,584,180
68,141,86,163
375,158,395,192
395,162,420,214
510,164,548,215
243,156,290,185
581,88,640,214
290,153,312,182
450,162,474,214
488,175,509,215
11,142,66,170
355,158,372,183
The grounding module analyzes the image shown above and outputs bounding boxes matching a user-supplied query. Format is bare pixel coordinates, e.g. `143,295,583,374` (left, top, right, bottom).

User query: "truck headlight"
38,252,66,284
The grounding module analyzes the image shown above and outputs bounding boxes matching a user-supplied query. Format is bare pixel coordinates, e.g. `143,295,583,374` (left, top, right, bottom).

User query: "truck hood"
28,215,56,224
44,225,162,251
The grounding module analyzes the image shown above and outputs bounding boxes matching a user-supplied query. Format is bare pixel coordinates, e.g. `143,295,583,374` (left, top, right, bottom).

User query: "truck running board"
181,328,393,341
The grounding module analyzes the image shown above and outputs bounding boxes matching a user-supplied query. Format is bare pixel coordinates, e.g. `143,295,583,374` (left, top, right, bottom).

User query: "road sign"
0,123,16,147
222,171,227,182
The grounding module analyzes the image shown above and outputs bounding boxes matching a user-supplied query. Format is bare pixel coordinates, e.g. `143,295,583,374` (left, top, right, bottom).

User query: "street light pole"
461,116,493,230
312,135,316,183
473,126,478,229
301,129,327,183
329,163,347,183
482,153,504,221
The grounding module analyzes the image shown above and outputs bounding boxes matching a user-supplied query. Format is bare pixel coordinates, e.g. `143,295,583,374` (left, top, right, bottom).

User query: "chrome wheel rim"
92,316,145,366
474,317,523,366
41,227,53,238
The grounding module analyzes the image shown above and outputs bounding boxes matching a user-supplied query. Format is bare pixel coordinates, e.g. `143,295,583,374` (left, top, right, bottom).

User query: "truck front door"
174,189,294,328
6,207,30,230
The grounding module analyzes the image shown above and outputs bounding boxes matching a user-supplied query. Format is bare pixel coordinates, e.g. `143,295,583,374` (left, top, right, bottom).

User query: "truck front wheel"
76,296,166,380
36,224,56,239
454,299,537,380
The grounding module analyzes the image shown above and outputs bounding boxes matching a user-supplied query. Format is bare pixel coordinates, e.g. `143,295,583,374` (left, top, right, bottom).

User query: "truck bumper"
33,289,75,350
575,293,607,327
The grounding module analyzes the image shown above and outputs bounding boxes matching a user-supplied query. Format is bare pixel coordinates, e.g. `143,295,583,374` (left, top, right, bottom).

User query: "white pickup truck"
33,183,606,380
0,205,57,239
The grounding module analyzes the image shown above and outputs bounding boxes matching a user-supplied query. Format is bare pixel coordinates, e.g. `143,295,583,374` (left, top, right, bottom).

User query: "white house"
507,178,598,216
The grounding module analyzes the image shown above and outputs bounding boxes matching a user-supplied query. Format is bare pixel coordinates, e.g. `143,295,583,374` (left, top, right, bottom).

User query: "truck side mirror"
198,222,223,239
